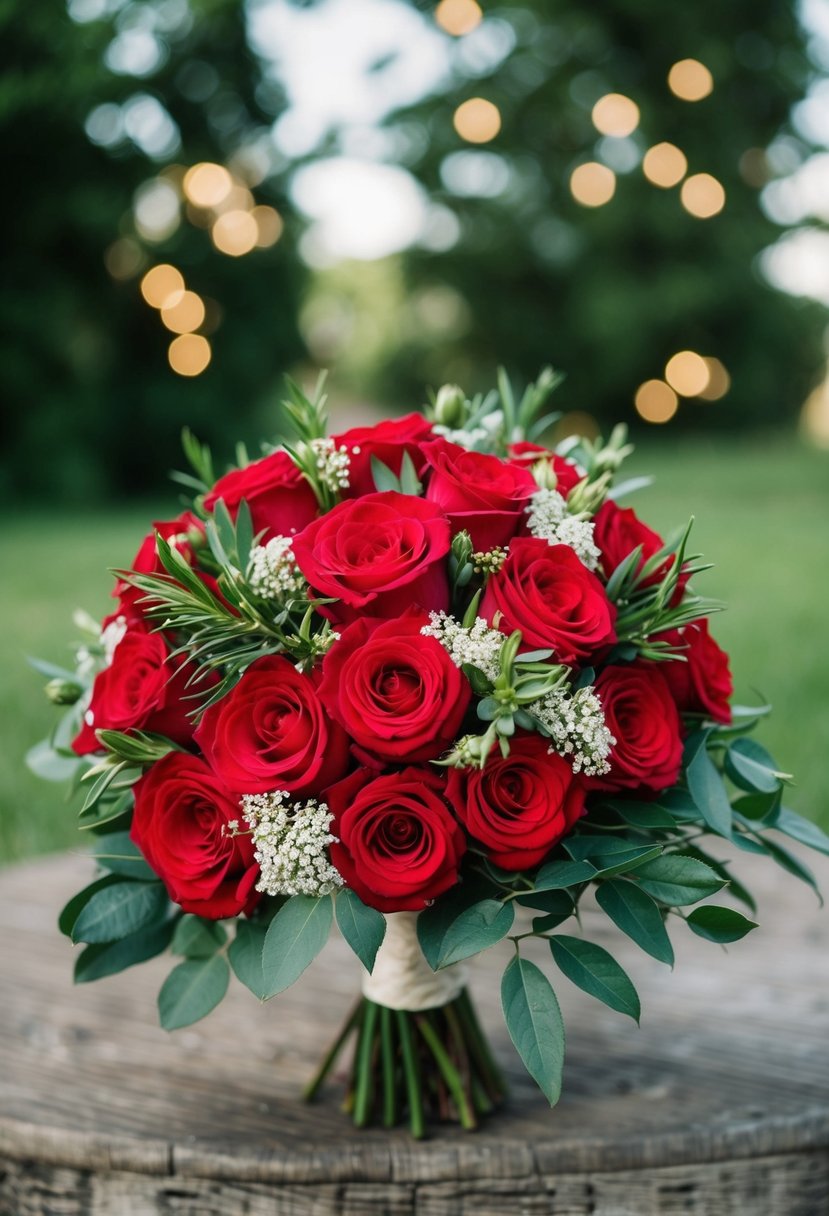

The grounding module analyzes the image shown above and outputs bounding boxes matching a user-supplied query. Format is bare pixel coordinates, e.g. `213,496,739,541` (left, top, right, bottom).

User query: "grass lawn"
1,433,827,865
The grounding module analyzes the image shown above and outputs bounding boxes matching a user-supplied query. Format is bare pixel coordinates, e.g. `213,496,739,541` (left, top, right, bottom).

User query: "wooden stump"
1,849,828,1216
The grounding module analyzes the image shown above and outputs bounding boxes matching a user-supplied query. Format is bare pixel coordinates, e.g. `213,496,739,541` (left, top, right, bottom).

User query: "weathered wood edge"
3,1108,828,1186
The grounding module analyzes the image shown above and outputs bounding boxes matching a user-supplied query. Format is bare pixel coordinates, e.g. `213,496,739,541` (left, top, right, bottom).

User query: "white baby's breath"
525,488,601,570
241,791,343,898
528,685,615,776
421,612,503,681
248,536,305,600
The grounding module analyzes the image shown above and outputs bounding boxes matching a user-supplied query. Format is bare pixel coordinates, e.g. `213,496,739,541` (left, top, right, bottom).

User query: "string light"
435,0,482,36
160,291,206,335
665,350,710,396
105,238,144,280
140,264,184,309
642,142,687,188
211,210,259,256
453,98,501,144
668,59,713,102
698,357,731,401
634,380,678,423
570,162,616,207
183,162,233,208
251,205,284,248
680,173,725,218
168,334,211,376
591,93,640,138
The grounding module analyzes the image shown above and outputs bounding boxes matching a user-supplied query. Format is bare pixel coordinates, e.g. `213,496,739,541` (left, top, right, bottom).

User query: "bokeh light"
570,162,616,207
642,142,687,188
211,210,259,256
453,98,501,144
635,380,679,423
665,350,710,396
668,59,714,102
435,0,482,36
591,93,640,138
251,205,284,247
183,162,233,208
140,264,185,309
133,177,180,242
698,357,731,401
160,291,206,335
680,173,726,218
104,238,144,280
168,334,212,376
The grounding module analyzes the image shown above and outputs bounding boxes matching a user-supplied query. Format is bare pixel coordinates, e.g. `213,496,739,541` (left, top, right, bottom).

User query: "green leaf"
370,456,401,493
26,739,80,782
92,832,157,881
686,905,758,944
725,737,784,794
596,878,674,965
532,858,597,891
72,881,168,944
262,895,332,998
685,734,733,838
732,789,782,825
158,955,230,1030
761,835,822,901
58,874,121,938
601,799,678,830
418,898,514,970
634,855,726,907
549,935,640,1022
501,956,565,1107
516,889,574,922
775,807,829,857
335,888,386,973
564,835,663,877
171,915,227,958
398,450,423,495
75,918,175,982
229,920,269,999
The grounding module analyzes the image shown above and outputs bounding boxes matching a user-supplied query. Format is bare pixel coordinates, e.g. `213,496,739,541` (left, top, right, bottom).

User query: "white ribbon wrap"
361,911,467,1011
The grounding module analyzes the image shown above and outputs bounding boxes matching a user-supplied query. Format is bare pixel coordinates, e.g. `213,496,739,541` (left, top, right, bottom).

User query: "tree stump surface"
1,848,828,1216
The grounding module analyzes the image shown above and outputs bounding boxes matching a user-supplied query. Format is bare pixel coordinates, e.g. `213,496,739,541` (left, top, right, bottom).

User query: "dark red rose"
327,767,466,912
131,753,259,918
481,537,616,663
319,613,471,766
422,437,537,549
507,443,584,497
446,733,585,870
292,491,450,624
589,662,683,793
113,512,223,619
658,620,733,725
593,501,688,601
204,449,318,540
334,413,434,497
194,655,349,797
72,624,195,756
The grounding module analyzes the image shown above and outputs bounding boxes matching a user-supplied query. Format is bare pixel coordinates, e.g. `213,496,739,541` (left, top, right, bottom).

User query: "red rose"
292,491,450,624
113,512,223,619
194,655,348,797
131,753,259,918
446,733,585,870
593,502,688,601
507,443,584,497
319,613,471,766
204,449,318,540
422,438,537,549
327,767,466,912
658,620,733,725
481,537,616,663
72,624,195,756
589,663,683,793
334,413,434,497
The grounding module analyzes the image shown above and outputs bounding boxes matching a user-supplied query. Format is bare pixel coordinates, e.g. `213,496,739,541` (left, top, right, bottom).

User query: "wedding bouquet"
30,370,827,1137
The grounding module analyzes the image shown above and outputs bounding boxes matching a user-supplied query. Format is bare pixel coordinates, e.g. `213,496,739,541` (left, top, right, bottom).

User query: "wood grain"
1,848,827,1214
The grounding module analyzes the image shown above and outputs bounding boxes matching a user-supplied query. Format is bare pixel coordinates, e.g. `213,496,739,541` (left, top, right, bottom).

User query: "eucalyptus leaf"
75,918,175,982
229,920,269,999
775,807,829,857
158,955,230,1030
685,735,733,838
564,835,663,877
418,898,514,970
533,858,597,891
501,956,565,1106
262,895,333,998
72,880,168,944
595,879,674,965
549,935,640,1021
172,915,227,958
336,888,386,973
634,855,726,906
725,737,783,794
58,874,121,938
92,832,156,881
686,905,758,944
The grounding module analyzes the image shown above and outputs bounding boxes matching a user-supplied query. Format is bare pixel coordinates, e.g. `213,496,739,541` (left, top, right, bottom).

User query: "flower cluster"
525,488,601,570
240,791,343,898
528,685,616,776
420,611,504,681
247,537,305,600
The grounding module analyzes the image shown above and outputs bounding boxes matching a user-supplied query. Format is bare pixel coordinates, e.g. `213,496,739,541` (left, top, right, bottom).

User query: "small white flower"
421,612,503,681
310,437,351,491
241,791,343,898
248,537,305,600
525,489,601,570
100,615,128,666
528,685,615,776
